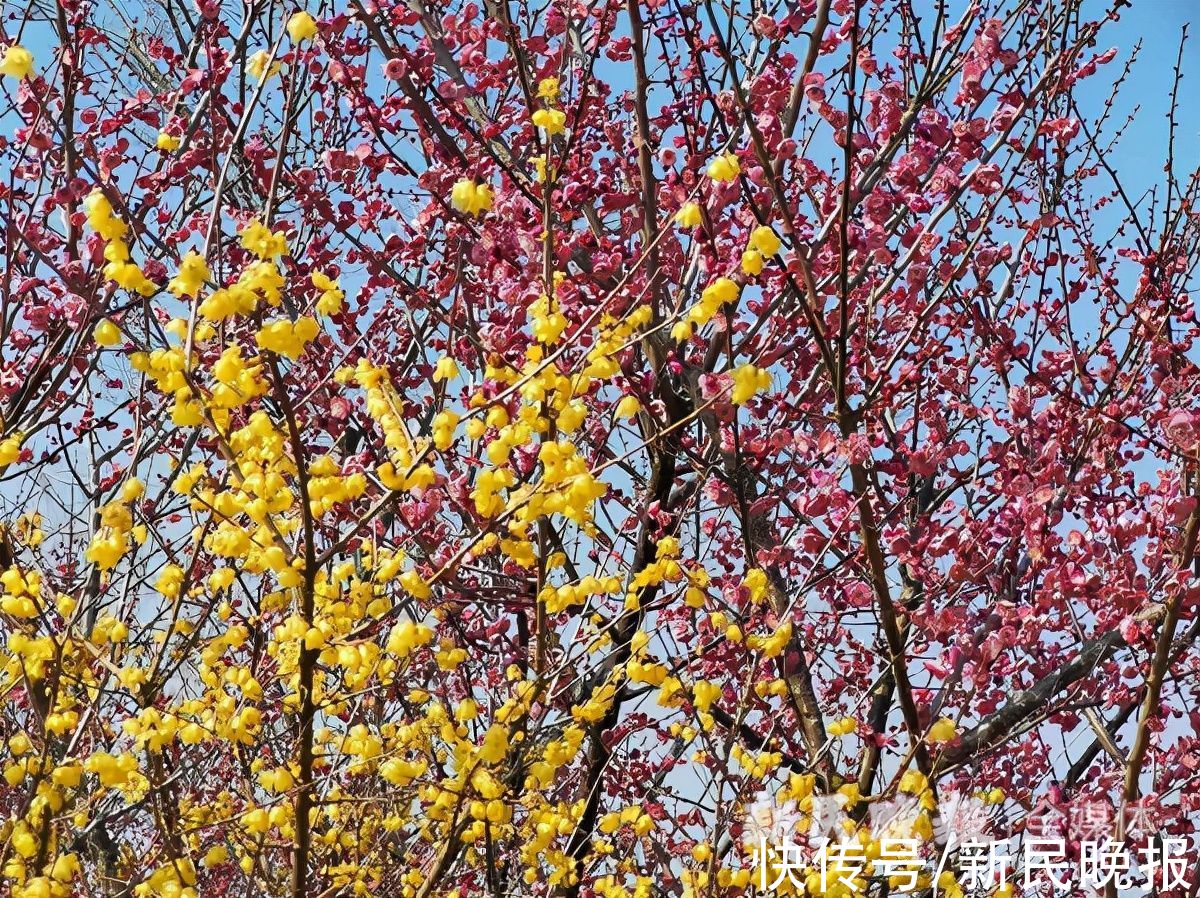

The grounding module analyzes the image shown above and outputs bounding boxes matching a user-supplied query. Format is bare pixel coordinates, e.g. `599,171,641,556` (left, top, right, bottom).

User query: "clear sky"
1088,1,1200,217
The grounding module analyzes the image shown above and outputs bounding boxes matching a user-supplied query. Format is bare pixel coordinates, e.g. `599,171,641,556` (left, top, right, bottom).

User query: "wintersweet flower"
287,11,319,42
167,251,211,298
256,316,320,359
703,276,739,308
0,45,32,79
246,49,280,82
84,190,128,241
258,767,295,792
0,432,23,466
432,410,459,450
105,261,158,295
94,319,121,346
750,225,781,255
679,276,740,337
614,396,641,419
927,717,958,743
532,108,566,135
828,716,857,736
239,220,288,259
450,179,494,216
433,357,459,382
312,271,344,314
706,151,740,182
674,202,702,228
730,364,770,404
528,293,567,344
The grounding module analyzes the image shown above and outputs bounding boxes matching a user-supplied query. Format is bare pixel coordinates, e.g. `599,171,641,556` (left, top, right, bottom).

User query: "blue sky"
1088,1,1200,214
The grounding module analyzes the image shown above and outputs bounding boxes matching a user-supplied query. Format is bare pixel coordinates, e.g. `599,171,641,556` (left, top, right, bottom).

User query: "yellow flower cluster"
672,276,739,342
742,224,782,275
450,179,494,216
167,251,211,297
529,292,568,345
6,158,859,898
199,259,284,320
731,363,771,404
312,271,344,314
256,316,321,359
354,361,438,496
85,191,157,295
240,219,288,259
84,494,145,570
533,76,566,135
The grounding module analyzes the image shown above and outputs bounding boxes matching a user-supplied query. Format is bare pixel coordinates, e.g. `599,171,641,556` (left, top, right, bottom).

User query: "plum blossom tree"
0,0,1199,896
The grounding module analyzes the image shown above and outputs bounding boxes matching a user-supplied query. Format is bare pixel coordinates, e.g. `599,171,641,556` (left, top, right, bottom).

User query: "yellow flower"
674,202,702,228
478,725,508,764
702,277,739,309
432,410,458,450
381,757,427,785
156,132,180,151
899,768,928,794
94,319,121,346
84,751,137,787
537,76,560,100
926,717,957,743
532,108,567,135
246,49,280,82
828,716,857,736
154,564,185,599
84,190,127,240
105,261,158,295
239,220,288,259
450,179,493,216
312,271,344,314
433,356,459,382
681,276,740,336
258,767,294,792
730,363,770,405
614,395,641,420
706,151,740,182
256,316,320,359
938,871,964,898
167,251,211,298
528,293,567,344
0,432,24,466
750,225,781,255
286,11,319,42
0,45,33,80
241,807,270,834
741,249,763,276
51,763,82,788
